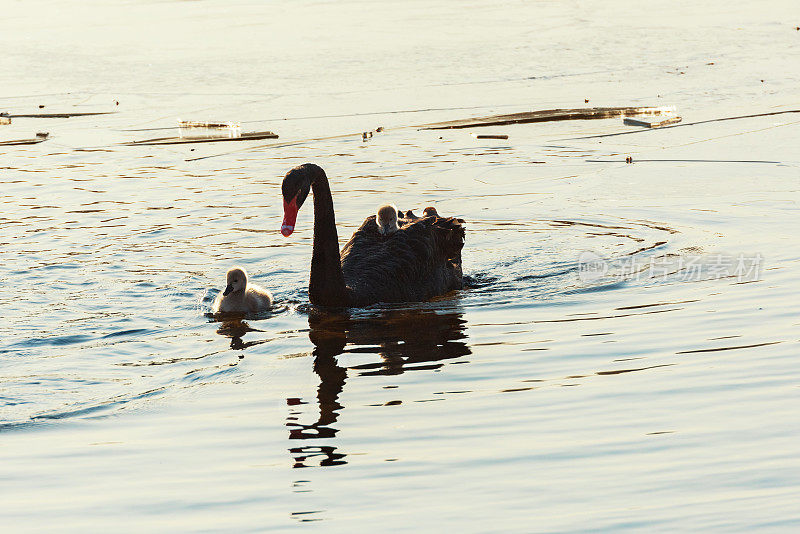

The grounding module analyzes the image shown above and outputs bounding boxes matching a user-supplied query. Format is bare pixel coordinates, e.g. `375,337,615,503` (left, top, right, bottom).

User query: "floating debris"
178,120,241,139
471,133,509,140
623,115,682,128
419,106,675,129
6,111,115,118
0,132,49,146
563,109,800,140
587,158,781,164
178,120,240,129
124,130,278,146
0,113,10,125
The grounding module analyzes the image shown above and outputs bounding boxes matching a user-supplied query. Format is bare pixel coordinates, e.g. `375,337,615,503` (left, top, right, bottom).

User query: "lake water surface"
2,1,800,531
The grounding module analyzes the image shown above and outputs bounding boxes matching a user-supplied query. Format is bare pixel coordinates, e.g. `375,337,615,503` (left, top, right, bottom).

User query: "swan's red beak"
281,196,298,237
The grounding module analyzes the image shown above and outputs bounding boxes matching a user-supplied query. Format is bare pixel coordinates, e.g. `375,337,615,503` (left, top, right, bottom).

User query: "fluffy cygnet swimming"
376,204,400,236
212,267,273,314
423,206,439,218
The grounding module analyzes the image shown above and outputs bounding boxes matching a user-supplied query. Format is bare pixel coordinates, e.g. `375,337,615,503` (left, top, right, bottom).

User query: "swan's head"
423,206,439,218
223,267,248,296
376,204,399,236
281,164,321,237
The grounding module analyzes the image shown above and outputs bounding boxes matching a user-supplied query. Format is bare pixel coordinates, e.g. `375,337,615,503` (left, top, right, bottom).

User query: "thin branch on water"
560,109,800,140
585,159,783,164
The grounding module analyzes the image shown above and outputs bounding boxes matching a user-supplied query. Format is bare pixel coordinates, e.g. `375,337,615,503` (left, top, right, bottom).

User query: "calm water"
2,1,800,531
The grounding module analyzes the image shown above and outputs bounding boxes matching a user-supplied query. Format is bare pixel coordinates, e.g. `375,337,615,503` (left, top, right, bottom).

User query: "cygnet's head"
376,204,399,236
223,267,248,296
423,206,439,218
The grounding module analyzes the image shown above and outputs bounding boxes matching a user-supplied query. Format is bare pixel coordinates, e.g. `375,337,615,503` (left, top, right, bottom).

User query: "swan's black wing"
340,215,465,306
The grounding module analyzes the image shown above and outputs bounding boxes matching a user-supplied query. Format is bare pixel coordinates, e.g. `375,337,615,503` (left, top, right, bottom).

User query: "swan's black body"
341,213,464,306
281,164,465,307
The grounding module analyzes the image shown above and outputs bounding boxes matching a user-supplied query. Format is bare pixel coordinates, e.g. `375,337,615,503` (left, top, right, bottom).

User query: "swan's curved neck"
309,171,349,306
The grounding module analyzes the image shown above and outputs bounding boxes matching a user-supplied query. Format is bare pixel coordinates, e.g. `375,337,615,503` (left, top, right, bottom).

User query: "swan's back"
340,214,465,306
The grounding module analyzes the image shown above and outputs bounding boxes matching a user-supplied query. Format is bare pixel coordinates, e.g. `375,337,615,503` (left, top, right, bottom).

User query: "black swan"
280,163,465,307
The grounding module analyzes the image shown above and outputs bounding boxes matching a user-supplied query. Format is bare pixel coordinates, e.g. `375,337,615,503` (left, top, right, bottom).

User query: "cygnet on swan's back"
376,204,399,235
212,267,273,314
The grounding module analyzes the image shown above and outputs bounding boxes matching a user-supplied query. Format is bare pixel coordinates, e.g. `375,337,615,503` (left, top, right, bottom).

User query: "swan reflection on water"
213,317,270,351
289,304,470,468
